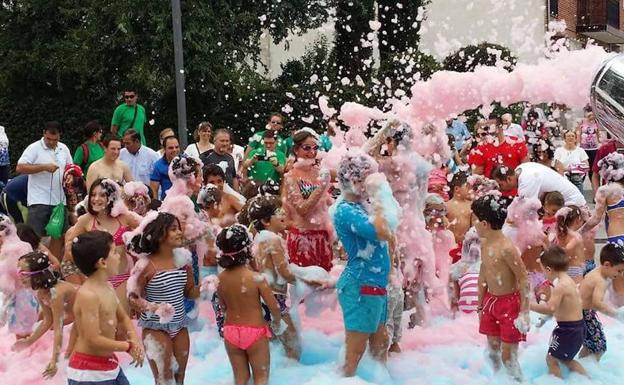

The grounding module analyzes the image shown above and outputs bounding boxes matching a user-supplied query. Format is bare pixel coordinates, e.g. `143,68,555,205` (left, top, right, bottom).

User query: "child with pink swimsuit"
216,224,282,385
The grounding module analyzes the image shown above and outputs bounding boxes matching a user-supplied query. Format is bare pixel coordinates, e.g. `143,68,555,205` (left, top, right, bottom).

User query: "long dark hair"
87,178,119,216
127,212,181,256
216,224,252,268
19,251,59,290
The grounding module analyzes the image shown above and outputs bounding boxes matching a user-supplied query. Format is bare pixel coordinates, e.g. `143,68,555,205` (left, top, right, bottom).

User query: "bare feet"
388,342,401,353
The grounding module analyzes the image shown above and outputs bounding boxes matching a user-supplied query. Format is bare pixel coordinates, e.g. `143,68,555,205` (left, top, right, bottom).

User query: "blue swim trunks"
583,309,607,355
548,319,585,361
337,272,387,334
67,352,129,385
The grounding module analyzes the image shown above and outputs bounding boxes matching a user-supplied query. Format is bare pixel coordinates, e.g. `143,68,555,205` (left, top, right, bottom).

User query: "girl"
127,212,199,385
63,179,138,310
12,251,78,378
555,206,585,283
248,196,301,361
216,224,282,385
16,223,61,270
282,129,334,271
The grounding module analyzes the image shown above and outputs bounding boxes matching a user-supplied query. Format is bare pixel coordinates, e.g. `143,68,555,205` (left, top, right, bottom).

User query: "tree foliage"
442,42,517,73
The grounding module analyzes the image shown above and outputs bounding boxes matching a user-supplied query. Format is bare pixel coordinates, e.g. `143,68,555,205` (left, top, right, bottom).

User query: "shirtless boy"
69,230,143,385
473,194,529,381
578,243,624,361
530,246,587,378
203,164,244,222
447,172,472,263
86,135,132,189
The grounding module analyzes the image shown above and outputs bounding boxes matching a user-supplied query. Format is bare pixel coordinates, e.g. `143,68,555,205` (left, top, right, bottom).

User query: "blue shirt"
4,174,28,205
446,120,470,150
333,200,390,288
150,157,172,200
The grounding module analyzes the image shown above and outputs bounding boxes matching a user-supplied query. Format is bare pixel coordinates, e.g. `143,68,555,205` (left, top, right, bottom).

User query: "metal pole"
171,0,188,148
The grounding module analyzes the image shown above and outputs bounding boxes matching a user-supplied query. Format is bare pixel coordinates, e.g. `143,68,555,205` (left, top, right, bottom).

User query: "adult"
157,128,175,156
492,162,586,207
468,116,529,182
282,129,333,271
16,121,73,258
111,87,147,145
242,130,286,184
184,121,214,159
445,118,470,151
591,133,620,190
85,134,132,189
150,135,180,200
532,138,556,169
73,120,105,177
200,128,239,190
577,108,601,191
553,130,589,192
0,125,10,184
319,118,339,152
246,113,293,157
522,110,546,152
501,113,525,142
333,152,391,376
0,174,28,223
120,129,160,186
63,179,138,310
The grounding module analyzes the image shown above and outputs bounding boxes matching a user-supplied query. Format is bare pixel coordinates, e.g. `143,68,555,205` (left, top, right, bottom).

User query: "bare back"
551,274,583,321
447,198,472,244
480,235,526,295
218,266,271,327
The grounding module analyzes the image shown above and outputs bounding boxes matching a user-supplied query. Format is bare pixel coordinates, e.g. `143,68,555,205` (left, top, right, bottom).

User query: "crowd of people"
2,87,624,385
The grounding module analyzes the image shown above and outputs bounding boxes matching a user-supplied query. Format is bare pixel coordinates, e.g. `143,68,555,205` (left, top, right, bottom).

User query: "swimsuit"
605,198,624,244
582,309,607,354
138,267,190,338
457,272,479,313
92,218,130,288
223,324,272,350
67,352,129,385
479,291,526,343
336,271,388,334
61,259,82,278
567,266,585,280
548,319,586,361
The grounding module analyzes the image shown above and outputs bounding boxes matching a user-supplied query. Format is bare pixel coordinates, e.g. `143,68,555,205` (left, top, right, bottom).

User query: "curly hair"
127,212,181,256
216,224,253,268
18,251,59,290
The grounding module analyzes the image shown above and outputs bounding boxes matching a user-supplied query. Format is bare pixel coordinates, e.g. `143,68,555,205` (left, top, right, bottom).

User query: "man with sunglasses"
468,115,529,196
245,112,293,157
111,87,147,145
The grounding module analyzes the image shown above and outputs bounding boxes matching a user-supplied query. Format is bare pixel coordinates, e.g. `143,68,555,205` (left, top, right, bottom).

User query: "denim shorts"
337,272,387,334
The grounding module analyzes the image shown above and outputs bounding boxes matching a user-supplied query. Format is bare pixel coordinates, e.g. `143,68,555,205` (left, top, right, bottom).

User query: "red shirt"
468,140,528,178
592,140,617,175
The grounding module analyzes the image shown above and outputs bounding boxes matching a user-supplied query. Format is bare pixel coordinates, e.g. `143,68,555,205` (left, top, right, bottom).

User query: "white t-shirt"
230,144,245,172
516,162,586,206
553,146,589,170
184,142,214,159
17,138,73,206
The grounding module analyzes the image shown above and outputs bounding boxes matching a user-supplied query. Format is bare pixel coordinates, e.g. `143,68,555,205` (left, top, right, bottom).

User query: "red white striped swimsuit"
458,272,479,313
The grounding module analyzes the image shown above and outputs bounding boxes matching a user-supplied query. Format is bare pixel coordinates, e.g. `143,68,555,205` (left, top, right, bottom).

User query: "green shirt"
246,149,286,183
111,103,147,145
73,141,105,176
248,130,293,156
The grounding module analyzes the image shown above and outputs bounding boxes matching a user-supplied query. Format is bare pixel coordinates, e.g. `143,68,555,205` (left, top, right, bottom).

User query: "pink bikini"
91,217,130,288
223,324,272,350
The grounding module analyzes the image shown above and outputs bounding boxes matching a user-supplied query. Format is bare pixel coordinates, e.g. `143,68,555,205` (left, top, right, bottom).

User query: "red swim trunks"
449,241,462,264
479,291,526,343
286,227,333,272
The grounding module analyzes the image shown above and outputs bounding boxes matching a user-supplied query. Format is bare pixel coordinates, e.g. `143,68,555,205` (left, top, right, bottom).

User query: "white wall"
260,0,548,79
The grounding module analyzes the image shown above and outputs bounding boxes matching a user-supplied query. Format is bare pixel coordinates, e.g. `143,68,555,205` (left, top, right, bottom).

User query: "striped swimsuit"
458,273,479,313
138,267,189,338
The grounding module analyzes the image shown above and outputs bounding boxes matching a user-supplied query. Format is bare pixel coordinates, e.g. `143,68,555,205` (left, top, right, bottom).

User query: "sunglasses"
301,144,319,152
270,121,283,125
123,94,136,99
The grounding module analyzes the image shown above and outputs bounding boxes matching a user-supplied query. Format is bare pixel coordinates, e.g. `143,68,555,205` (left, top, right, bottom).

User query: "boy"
530,246,587,378
202,164,244,220
69,231,143,385
447,172,472,263
473,194,529,381
578,243,624,361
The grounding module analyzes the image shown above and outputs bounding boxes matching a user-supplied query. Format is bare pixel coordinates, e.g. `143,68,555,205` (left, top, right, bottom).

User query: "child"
203,164,245,222
530,246,587,378
542,191,564,239
70,231,144,385
450,227,481,313
197,183,223,278
386,237,404,353
248,196,301,361
473,194,529,381
216,224,282,385
127,212,199,385
12,251,78,378
555,206,585,283
447,172,472,263
578,243,624,361
16,223,61,270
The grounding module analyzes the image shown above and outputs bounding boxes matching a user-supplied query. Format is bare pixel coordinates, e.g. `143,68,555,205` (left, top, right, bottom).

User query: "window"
549,0,558,18
607,0,620,28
